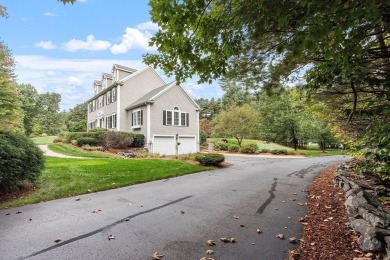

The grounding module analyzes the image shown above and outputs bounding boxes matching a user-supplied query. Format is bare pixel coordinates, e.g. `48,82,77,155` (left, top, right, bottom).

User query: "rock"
359,230,382,251
346,188,363,198
383,236,390,246
351,219,371,235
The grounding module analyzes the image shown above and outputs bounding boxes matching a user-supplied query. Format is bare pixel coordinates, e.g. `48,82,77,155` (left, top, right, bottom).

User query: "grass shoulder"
0,156,209,209
48,143,119,158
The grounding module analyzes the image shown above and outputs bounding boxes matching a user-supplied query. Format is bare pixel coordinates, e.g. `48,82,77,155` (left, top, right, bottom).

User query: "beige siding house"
87,64,200,155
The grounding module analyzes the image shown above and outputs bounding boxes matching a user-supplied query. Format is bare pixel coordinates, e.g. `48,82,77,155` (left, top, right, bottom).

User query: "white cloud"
34,41,57,50
62,34,112,52
135,21,159,31
13,55,145,110
66,76,83,86
43,12,57,16
110,27,156,54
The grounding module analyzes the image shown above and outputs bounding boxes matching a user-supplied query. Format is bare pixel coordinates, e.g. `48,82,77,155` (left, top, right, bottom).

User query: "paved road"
0,155,349,260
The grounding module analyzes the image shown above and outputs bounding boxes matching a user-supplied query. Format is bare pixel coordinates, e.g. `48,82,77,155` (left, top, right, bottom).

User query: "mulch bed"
291,167,381,260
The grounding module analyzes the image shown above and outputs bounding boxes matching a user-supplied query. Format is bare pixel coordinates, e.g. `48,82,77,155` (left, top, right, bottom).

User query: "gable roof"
125,83,174,110
125,82,200,111
113,64,137,73
102,73,112,78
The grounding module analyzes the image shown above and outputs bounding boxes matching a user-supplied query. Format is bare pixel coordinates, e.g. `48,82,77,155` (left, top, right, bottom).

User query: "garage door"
153,136,175,155
178,136,196,154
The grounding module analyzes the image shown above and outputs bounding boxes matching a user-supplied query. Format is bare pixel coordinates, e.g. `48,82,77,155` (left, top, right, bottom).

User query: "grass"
207,138,344,157
48,143,118,158
0,157,208,209
31,136,58,145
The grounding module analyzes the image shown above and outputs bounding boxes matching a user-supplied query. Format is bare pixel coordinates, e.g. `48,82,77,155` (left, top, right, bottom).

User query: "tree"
0,42,23,131
65,102,87,132
199,118,213,137
17,83,40,136
212,104,260,147
220,79,253,110
35,92,63,135
145,0,390,131
195,97,221,120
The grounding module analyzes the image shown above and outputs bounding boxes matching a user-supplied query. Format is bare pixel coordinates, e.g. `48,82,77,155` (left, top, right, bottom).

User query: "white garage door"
153,136,175,155
178,136,196,154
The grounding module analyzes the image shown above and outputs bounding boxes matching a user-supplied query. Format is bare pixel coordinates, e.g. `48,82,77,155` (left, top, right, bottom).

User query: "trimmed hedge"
0,130,45,192
240,143,258,154
228,144,240,152
195,153,225,166
76,137,99,147
270,149,288,155
200,130,207,145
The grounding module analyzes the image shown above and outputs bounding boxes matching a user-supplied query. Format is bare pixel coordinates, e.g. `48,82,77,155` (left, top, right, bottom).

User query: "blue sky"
0,0,223,111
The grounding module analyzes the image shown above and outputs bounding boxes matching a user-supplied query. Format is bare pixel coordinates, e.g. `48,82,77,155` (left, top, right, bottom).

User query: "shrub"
259,148,270,153
62,129,107,143
214,141,229,151
76,137,98,147
221,138,228,143
195,153,225,166
53,137,62,143
0,130,45,192
270,149,288,155
200,130,207,145
100,132,133,150
82,145,103,151
240,143,258,154
228,144,240,152
130,133,145,147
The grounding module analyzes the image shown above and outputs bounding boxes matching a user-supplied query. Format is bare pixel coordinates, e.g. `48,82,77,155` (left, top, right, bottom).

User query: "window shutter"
186,113,189,126
141,110,143,125
163,110,166,125
131,112,134,126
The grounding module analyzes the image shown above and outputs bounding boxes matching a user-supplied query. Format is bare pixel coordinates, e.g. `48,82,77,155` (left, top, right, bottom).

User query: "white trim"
147,104,151,148
117,85,120,130
131,108,142,129
150,82,175,100
119,66,166,85
196,110,200,152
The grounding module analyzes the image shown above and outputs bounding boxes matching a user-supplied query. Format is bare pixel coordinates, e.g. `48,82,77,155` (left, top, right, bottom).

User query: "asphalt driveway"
0,155,349,260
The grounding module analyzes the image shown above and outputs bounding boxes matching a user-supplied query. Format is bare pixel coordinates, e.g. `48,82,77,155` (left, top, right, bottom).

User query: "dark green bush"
195,153,225,166
240,143,258,154
228,144,240,152
100,132,133,150
62,130,107,143
129,133,145,147
221,138,228,143
0,130,45,192
270,149,288,155
259,148,271,153
76,137,98,147
200,130,207,145
214,141,229,151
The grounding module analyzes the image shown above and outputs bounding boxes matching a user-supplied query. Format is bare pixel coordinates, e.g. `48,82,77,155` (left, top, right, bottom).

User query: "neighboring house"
86,64,200,155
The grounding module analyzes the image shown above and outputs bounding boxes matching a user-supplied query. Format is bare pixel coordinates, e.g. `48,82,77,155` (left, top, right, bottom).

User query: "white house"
86,64,200,155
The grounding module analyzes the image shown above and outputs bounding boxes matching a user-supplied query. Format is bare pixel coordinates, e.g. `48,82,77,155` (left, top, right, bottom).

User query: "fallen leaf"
220,237,236,243
6,213,10,215
75,198,81,201
256,229,262,233
206,249,214,255
29,218,32,221
54,238,61,243
108,235,115,240
207,240,215,246
16,211,22,214
282,201,286,203
310,242,315,246
91,209,102,213
233,215,239,219
252,242,255,245
293,193,297,195
297,203,304,206
276,234,284,239
301,222,308,225
299,217,305,222
200,257,214,260
180,211,185,214
290,198,296,201
288,249,300,260
289,237,297,244
153,251,164,260
240,224,245,227
124,218,130,221
275,208,278,210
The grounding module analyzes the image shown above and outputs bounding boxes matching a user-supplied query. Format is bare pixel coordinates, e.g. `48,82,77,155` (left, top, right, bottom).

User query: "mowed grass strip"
48,143,118,158
0,157,208,209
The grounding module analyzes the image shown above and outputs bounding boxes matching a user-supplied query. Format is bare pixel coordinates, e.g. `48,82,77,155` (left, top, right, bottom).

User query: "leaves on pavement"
153,251,164,260
207,240,215,246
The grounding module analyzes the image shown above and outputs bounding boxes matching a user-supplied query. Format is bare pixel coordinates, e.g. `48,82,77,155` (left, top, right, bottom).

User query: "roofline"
120,66,166,85
86,81,122,103
125,101,154,111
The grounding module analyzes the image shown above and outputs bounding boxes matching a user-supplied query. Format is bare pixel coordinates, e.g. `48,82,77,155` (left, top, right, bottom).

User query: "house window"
92,100,96,111
106,115,112,129
106,91,111,105
163,107,189,127
112,113,117,128
89,102,93,113
111,87,117,103
99,117,104,128
132,109,143,128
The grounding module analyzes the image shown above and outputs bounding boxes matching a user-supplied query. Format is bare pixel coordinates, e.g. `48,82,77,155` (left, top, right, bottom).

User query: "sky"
0,0,223,111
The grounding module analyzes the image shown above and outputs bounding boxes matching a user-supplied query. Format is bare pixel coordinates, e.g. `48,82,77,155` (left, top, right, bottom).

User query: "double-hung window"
111,87,117,103
132,109,143,128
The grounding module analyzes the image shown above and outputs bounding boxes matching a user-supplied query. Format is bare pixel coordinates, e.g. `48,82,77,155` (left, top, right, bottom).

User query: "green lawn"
48,143,118,158
0,157,207,209
207,138,344,157
31,136,58,145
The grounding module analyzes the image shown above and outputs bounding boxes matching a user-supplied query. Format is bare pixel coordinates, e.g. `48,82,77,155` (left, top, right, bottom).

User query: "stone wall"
334,162,390,258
